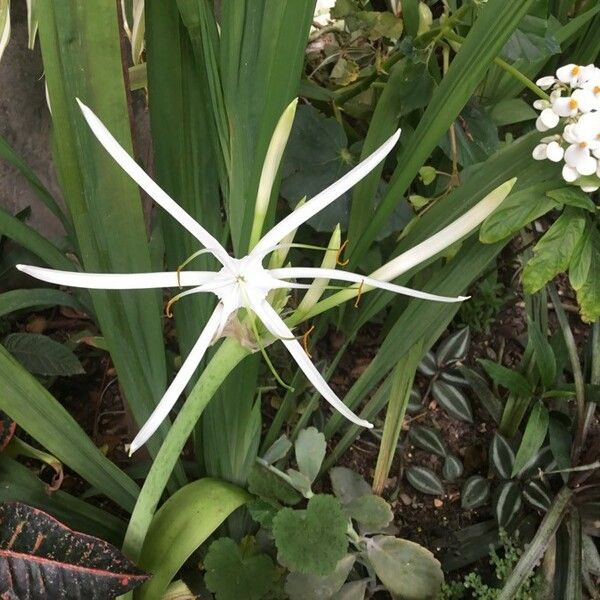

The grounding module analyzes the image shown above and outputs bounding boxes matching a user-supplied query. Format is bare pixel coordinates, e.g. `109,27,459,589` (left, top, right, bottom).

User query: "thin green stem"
581,320,599,442
444,30,550,100
122,338,250,562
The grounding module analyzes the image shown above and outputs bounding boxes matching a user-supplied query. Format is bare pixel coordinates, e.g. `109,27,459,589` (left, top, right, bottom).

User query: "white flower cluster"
532,63,600,192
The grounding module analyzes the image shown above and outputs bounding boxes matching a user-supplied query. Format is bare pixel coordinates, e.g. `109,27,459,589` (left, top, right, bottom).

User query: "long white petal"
16,264,215,290
248,295,373,429
76,99,232,267
371,179,516,282
271,267,468,303
252,129,401,256
129,304,226,454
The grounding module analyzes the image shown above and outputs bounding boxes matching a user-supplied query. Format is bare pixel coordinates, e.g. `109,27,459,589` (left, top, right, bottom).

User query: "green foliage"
204,537,280,600
247,464,303,507
439,531,545,599
272,494,349,576
458,269,507,334
3,333,84,377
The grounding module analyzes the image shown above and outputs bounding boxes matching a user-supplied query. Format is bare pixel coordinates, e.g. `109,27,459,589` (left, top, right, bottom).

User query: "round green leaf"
285,554,355,600
367,535,444,600
272,495,348,576
344,495,393,529
330,467,371,504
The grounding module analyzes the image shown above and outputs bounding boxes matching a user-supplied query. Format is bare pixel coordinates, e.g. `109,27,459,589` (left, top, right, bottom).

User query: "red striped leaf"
0,503,148,598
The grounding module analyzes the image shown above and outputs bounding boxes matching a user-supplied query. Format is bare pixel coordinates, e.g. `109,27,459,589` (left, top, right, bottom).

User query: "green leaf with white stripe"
461,476,490,509
494,482,522,527
436,327,470,367
432,381,473,423
442,456,464,482
511,401,549,477
406,466,444,496
408,426,447,457
490,433,515,479
522,480,552,512
417,351,437,376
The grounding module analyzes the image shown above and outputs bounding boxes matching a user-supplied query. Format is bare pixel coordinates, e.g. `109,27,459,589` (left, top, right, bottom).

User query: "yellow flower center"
569,98,578,110
594,86,600,95
578,142,588,149
571,66,580,76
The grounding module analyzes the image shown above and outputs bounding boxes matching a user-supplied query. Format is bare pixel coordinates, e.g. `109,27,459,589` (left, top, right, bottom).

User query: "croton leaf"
272,494,348,576
0,411,16,452
0,502,148,598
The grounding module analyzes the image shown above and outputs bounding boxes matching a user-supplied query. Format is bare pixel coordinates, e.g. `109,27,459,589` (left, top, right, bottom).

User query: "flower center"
568,98,578,110
571,66,580,76
578,142,588,149
594,86,600,95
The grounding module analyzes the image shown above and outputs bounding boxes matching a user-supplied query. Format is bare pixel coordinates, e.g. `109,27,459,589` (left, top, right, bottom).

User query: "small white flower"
581,184,599,192
562,164,579,183
551,95,581,118
546,141,564,162
577,64,600,89
533,99,550,110
18,100,504,455
536,75,556,90
556,64,584,87
532,143,548,160
536,108,560,132
563,112,600,176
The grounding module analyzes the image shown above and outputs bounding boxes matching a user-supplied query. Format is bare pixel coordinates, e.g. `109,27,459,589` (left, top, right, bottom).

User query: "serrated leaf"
406,466,444,496
262,434,292,465
461,476,490,509
459,367,503,424
548,411,571,478
494,482,522,528
367,536,444,600
522,208,586,294
490,433,515,479
0,502,147,598
204,538,278,600
295,427,326,483
569,223,592,290
417,350,437,376
442,455,464,482
272,495,348,576
330,467,371,504
345,495,393,530
478,359,532,396
512,401,549,477
431,381,473,423
527,318,557,389
406,388,423,414
436,327,470,366
248,499,278,529
572,226,600,323
408,425,447,457
546,188,596,212
285,554,355,600
248,464,302,506
480,189,558,243
0,411,16,452
522,480,552,512
3,333,84,376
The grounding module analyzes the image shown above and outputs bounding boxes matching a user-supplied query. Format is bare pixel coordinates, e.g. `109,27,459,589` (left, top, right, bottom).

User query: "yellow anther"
594,86,600,94
336,240,350,266
571,66,580,76
302,325,315,358
578,141,588,149
354,280,365,308
569,98,578,110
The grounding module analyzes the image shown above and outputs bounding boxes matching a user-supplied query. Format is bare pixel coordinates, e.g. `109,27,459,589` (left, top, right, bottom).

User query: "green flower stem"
443,30,550,101
122,338,250,561
497,486,573,600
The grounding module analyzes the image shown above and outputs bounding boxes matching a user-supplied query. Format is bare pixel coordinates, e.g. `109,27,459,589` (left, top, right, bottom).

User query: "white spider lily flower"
17,101,474,454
